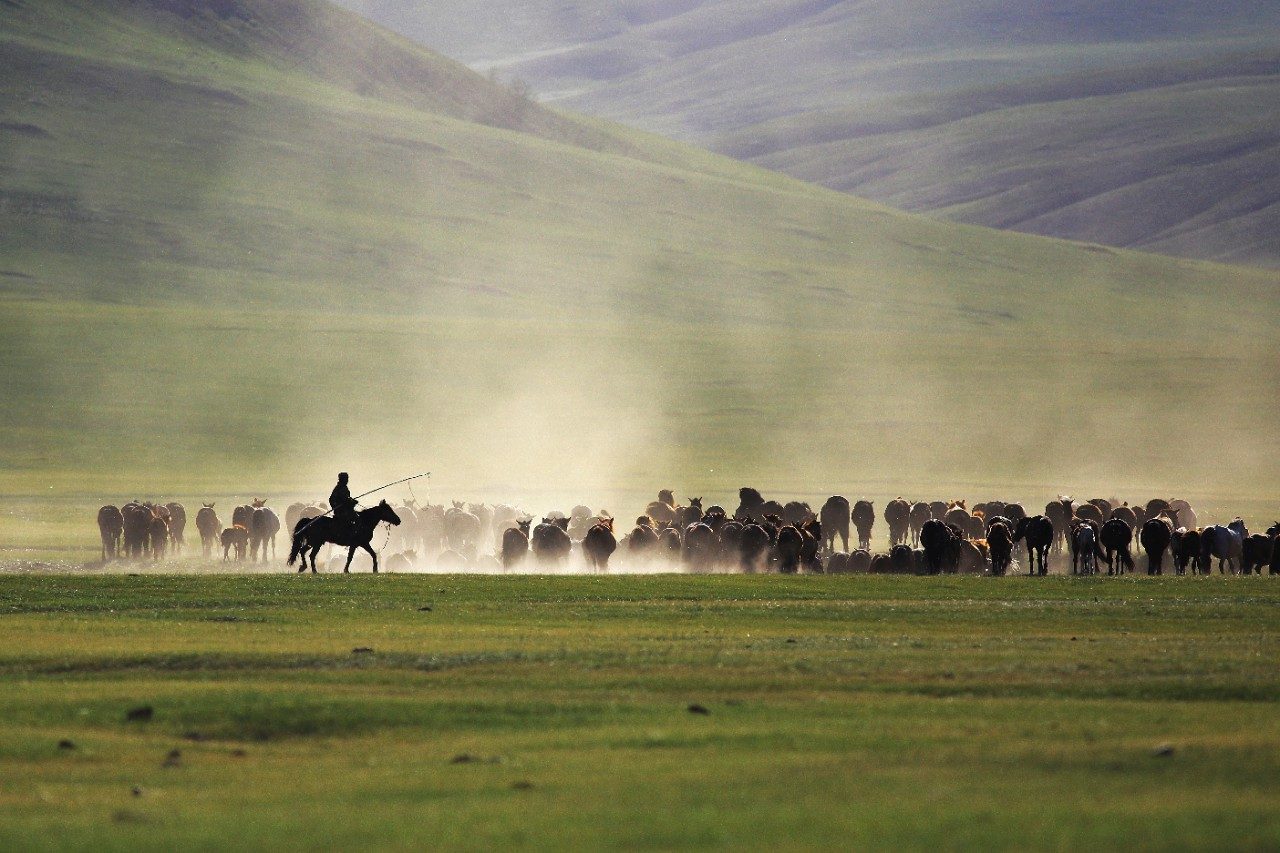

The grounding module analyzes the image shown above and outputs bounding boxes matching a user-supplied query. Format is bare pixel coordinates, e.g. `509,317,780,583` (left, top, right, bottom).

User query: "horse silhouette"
288,500,401,573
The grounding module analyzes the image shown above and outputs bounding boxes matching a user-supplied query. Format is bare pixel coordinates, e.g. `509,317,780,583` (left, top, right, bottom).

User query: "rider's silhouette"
330,472,357,531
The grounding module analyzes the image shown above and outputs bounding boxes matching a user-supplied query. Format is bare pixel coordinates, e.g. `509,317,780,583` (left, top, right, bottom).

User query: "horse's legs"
344,546,356,573
361,542,379,573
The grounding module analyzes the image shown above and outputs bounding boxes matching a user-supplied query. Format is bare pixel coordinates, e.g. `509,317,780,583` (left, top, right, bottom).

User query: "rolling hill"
1,0,1278,533
334,0,1280,267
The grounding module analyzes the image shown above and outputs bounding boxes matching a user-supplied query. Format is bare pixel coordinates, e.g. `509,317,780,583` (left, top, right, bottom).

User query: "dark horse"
1098,518,1135,575
288,500,401,573
1012,515,1054,576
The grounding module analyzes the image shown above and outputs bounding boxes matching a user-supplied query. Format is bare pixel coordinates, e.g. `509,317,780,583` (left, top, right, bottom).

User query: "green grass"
0,574,1276,849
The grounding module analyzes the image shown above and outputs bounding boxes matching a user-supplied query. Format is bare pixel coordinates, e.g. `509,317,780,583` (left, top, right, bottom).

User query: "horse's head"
377,499,402,526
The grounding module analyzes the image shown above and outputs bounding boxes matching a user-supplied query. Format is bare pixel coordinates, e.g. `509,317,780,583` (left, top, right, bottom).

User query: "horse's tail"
287,528,304,566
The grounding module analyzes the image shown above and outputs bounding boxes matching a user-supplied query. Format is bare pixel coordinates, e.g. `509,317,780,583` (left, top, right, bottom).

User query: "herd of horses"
96,489,1280,577
96,499,281,562
491,491,1277,577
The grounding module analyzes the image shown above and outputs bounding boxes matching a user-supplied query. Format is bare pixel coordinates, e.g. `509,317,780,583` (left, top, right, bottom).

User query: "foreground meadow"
0,574,1275,850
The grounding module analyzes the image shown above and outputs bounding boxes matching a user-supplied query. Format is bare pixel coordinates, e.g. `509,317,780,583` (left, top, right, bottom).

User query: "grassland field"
3,5,1279,848
0,574,1276,849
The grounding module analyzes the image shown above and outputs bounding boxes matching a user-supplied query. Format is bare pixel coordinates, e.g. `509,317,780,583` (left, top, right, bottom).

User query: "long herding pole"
352,472,431,505
292,472,430,536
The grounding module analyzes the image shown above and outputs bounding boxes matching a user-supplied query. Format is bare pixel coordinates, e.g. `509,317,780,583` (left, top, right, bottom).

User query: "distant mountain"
3,0,1277,498
335,0,1280,267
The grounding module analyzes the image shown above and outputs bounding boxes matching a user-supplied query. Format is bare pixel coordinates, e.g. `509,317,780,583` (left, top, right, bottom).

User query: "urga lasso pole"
291,472,431,537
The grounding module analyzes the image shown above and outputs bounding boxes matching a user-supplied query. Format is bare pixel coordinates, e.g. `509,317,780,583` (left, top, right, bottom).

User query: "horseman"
330,472,358,533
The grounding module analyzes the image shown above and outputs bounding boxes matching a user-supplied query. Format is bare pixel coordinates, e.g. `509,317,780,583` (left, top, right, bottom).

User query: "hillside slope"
334,0,1280,267
726,52,1280,267
2,0,1278,507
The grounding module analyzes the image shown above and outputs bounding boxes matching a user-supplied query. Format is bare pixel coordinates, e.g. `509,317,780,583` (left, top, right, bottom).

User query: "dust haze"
2,0,1277,560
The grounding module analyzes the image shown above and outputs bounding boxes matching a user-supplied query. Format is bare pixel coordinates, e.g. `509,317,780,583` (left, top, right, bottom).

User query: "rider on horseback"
330,472,358,533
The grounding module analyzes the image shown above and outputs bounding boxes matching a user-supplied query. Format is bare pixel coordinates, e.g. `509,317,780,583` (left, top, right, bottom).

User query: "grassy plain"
0,574,1276,849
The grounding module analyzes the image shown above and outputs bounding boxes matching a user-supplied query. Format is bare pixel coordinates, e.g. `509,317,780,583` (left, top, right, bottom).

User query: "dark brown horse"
122,502,151,558
819,496,850,553
1139,516,1173,575
1099,518,1134,574
222,525,248,561
909,502,930,546
885,498,911,547
502,519,531,570
97,505,124,561
987,520,1013,576
196,504,221,558
583,517,617,572
1013,516,1054,576
165,502,186,556
1172,528,1203,575
288,501,401,573
251,504,281,563
920,519,957,575
531,516,572,568
851,500,875,550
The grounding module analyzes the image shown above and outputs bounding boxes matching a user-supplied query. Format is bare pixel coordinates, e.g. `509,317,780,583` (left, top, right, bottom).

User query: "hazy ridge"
334,0,1280,267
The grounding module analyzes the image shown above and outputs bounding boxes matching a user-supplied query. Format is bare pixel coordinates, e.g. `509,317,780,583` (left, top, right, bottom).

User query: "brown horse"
583,517,617,572
819,496,850,553
288,501,402,573
97,505,124,561
885,498,911,547
196,504,221,557
851,500,875,550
